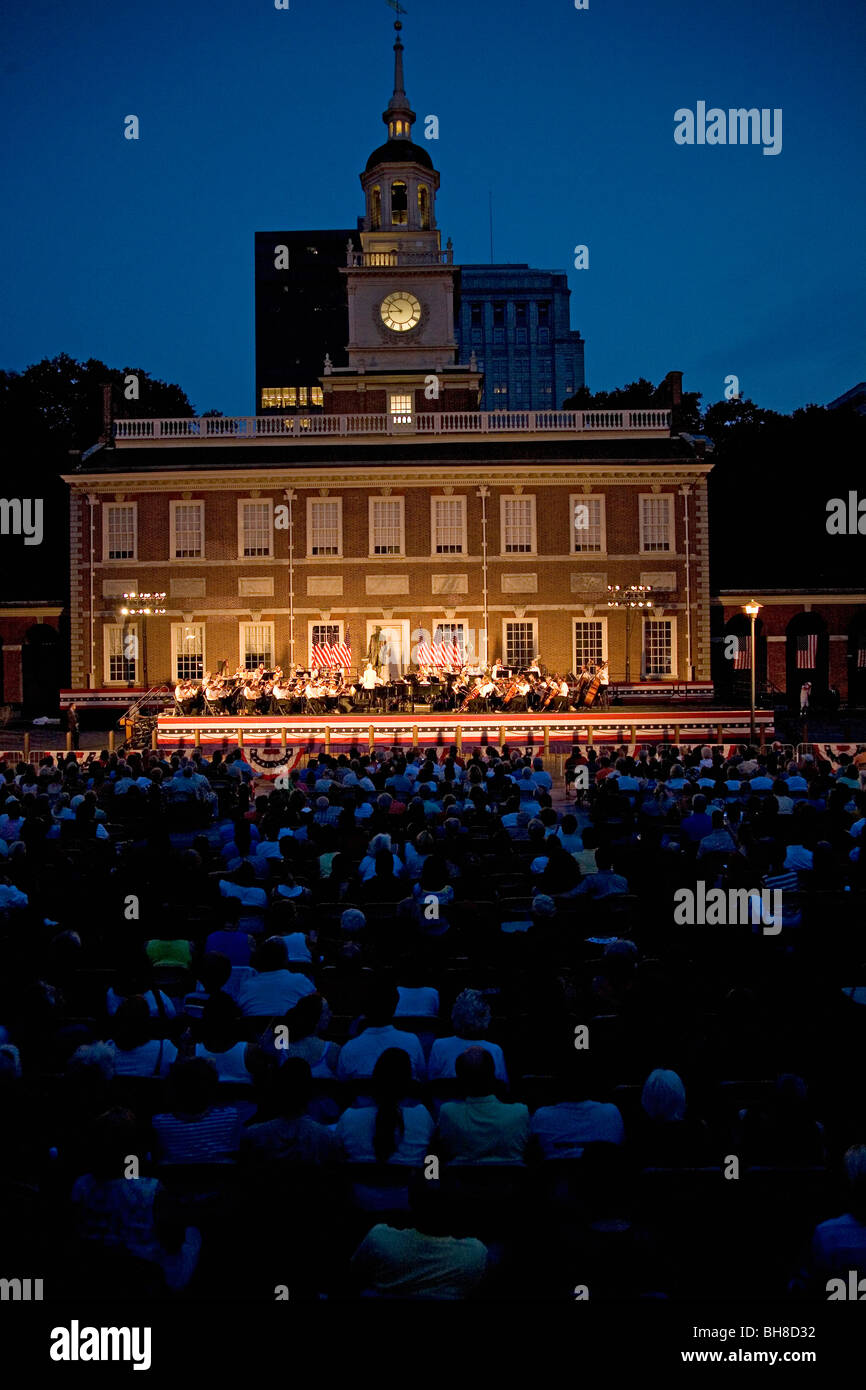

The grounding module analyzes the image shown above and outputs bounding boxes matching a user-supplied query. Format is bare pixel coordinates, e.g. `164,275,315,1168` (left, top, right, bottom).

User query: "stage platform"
156,706,775,764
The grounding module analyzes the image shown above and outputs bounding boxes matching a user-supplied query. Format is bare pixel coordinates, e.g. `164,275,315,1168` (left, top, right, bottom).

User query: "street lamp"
607,584,653,684
119,592,167,689
744,601,761,746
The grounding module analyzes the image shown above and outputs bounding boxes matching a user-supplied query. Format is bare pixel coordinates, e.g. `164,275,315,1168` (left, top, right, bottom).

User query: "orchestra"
171,658,611,716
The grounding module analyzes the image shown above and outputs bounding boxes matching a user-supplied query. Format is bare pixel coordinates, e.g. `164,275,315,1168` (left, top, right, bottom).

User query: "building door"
366,621,409,680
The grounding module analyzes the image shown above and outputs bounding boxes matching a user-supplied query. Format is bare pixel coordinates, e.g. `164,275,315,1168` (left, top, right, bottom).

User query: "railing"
346,249,454,267
114,409,671,442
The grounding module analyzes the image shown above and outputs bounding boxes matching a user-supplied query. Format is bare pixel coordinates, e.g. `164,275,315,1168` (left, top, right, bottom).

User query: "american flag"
312,640,352,669
858,647,866,669
733,635,751,670
417,640,462,668
796,634,818,669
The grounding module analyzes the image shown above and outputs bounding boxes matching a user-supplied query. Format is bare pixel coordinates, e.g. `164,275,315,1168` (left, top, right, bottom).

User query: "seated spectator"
405,856,455,937
792,1145,866,1293
358,834,403,884
337,1048,434,1164
395,972,440,1019
205,908,255,967
70,1108,201,1290
152,1057,244,1165
530,1057,625,1159
358,847,407,904
108,996,177,1078
738,1073,826,1166
573,846,628,899
428,990,508,1083
349,1174,488,1299
696,810,740,859
106,961,177,1020
435,1048,529,1164
680,795,713,845
144,934,193,969
278,993,341,1077
337,980,427,1082
554,813,583,854
240,1058,338,1168
636,1068,712,1166
237,937,316,1017
194,992,265,1084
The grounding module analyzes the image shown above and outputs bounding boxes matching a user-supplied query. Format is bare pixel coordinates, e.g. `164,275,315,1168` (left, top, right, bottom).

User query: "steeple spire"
383,20,416,141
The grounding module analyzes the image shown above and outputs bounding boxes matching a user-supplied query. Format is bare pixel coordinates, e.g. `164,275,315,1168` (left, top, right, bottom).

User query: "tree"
562,376,703,433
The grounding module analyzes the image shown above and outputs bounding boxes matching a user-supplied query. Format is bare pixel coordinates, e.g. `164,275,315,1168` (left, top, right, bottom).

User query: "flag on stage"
796,634,818,669
417,640,462,668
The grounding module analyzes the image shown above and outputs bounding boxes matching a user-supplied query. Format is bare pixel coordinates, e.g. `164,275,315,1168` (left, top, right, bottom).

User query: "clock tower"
324,20,481,415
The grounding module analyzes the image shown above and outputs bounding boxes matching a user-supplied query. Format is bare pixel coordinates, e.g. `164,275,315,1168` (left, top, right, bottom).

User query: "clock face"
380,291,421,332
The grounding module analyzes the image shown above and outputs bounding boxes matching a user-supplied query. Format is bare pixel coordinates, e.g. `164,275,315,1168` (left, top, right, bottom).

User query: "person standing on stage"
67,702,80,750
800,681,811,717
597,661,610,708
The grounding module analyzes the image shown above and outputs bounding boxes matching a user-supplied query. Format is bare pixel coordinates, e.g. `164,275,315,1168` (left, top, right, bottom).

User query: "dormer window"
418,184,430,230
391,180,408,226
371,185,382,230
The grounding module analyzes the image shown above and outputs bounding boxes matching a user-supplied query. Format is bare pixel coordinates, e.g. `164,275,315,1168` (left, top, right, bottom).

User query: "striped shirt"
153,1107,243,1164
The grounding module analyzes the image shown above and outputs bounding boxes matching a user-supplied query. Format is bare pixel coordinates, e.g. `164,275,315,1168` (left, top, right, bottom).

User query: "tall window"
391,181,408,225
310,622,342,666
370,497,405,555
105,623,138,683
240,622,274,670
371,186,381,230
574,619,606,670
431,496,467,554
171,501,204,559
643,618,675,677
571,495,605,553
504,621,537,669
501,495,536,554
515,302,527,345
639,495,674,552
239,500,273,557
537,301,550,345
538,357,553,400
104,503,137,561
308,498,342,556
470,304,482,327
433,622,466,659
172,623,204,681
418,185,430,229
493,302,505,344
389,393,413,425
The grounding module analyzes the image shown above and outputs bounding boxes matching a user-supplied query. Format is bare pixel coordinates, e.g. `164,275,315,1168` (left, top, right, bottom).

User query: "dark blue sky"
2,0,863,417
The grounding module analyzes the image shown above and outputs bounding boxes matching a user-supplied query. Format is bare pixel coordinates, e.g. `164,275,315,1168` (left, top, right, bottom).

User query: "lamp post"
476,485,490,667
607,584,653,685
119,593,167,689
744,601,761,746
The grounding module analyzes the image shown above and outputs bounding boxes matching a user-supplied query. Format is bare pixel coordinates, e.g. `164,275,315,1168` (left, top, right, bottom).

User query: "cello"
582,666,602,709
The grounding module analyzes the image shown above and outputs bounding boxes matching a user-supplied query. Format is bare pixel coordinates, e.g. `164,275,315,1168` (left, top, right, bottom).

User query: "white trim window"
431,495,467,555
389,393,413,425
501,495,536,554
170,501,204,560
639,494,674,552
240,621,275,670
307,497,342,557
104,622,138,683
432,621,467,663
570,494,605,553
103,502,137,561
369,496,405,556
643,617,676,678
503,619,538,669
309,621,345,667
574,617,607,671
238,499,274,558
171,623,205,682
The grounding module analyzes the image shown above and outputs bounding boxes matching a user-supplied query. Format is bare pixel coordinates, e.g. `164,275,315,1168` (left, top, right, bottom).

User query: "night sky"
1,0,863,417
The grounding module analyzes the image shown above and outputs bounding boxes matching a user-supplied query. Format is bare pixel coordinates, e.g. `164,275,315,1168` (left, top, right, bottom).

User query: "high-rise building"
455,266,585,411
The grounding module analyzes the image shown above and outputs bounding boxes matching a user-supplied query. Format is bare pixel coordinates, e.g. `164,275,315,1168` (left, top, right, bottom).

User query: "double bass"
582,667,602,708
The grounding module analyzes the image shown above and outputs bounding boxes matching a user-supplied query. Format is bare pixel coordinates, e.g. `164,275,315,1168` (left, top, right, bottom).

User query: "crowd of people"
0,736,865,1301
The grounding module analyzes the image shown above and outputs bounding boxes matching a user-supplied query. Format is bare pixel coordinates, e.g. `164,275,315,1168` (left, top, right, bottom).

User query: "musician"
242,676,261,712
478,673,497,709
596,660,610,709
526,656,542,678
490,657,507,681
204,673,226,711
359,661,384,708
272,675,292,713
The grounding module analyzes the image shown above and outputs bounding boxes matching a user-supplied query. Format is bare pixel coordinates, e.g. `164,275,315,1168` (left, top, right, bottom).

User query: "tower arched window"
391,180,408,226
370,186,382,230
418,184,430,230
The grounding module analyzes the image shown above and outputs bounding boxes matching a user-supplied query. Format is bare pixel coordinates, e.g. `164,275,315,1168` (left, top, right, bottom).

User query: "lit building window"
311,387,323,406
390,393,413,424
371,186,381,229
418,184,430,229
370,497,405,555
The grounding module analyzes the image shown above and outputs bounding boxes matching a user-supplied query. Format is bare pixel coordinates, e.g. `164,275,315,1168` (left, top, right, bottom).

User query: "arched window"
785,613,828,707
418,184,430,230
391,181,408,226
370,186,381,230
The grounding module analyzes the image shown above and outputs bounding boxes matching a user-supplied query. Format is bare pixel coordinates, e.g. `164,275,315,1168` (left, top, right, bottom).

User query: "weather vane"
386,1,408,15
